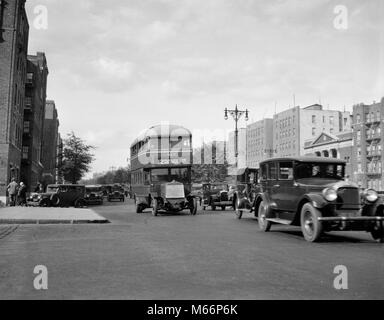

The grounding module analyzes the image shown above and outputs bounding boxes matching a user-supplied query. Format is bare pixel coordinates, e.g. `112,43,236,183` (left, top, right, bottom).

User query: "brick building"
246,118,273,168
41,100,60,185
21,52,49,191
352,98,384,190
0,0,29,202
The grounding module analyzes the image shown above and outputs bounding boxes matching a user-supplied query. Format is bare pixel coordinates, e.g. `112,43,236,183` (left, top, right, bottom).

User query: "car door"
266,161,280,213
276,161,295,218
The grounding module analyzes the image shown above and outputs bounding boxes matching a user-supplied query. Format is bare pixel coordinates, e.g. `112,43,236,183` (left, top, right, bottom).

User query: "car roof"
86,185,102,188
47,184,85,187
260,157,346,165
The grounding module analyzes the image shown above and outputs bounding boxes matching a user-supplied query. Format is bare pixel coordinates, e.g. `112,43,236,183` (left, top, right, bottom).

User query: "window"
151,168,169,183
330,128,334,134
312,115,316,124
278,162,293,180
356,114,361,123
267,162,277,180
357,130,361,143
330,116,334,125
22,146,28,159
260,163,267,180
312,128,316,136
23,121,30,133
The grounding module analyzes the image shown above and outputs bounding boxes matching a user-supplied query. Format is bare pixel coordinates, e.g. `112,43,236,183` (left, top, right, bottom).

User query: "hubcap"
259,204,266,227
304,211,314,236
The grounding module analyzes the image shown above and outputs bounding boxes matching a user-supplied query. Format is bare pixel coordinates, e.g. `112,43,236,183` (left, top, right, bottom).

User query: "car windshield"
211,184,228,190
46,186,59,193
295,162,345,180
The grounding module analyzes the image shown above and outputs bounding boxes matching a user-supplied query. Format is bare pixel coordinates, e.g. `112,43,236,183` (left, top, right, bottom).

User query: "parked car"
28,184,87,208
201,182,231,210
229,167,260,218
151,180,197,216
251,157,384,242
107,184,125,202
85,185,104,205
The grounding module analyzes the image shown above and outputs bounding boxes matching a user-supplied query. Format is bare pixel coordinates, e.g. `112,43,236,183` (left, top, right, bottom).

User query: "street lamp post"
224,105,249,168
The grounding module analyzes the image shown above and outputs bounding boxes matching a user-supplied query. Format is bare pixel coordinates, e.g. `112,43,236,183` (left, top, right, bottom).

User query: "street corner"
0,206,110,225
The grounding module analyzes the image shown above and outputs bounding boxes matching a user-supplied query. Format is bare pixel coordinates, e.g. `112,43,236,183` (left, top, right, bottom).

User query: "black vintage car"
85,185,104,205
229,167,260,218
252,157,384,242
201,182,231,211
28,184,87,208
106,184,125,202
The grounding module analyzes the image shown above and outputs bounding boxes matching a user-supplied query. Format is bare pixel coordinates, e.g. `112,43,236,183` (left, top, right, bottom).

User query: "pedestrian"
18,182,27,206
7,178,19,207
35,182,43,193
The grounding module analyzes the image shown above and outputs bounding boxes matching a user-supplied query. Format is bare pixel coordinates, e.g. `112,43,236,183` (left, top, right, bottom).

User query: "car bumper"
318,216,384,222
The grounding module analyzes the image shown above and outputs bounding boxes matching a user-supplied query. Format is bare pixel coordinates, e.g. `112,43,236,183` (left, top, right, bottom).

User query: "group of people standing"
6,179,44,207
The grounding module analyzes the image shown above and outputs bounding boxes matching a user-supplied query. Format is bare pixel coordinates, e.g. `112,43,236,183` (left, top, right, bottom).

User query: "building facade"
246,118,273,168
21,53,49,191
352,98,384,190
41,100,60,185
304,131,353,179
273,104,351,158
0,0,29,202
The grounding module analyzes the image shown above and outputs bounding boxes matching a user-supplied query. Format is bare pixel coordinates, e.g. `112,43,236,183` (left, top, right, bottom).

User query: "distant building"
0,0,29,202
21,53,49,191
41,100,60,185
246,118,274,168
352,98,384,190
56,133,64,184
273,104,351,158
227,128,246,168
304,131,353,179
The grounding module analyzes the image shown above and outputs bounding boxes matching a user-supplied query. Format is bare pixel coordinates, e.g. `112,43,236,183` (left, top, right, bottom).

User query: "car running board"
266,218,292,225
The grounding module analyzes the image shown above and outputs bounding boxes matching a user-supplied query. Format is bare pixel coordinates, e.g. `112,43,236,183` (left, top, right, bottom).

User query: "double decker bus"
130,124,194,214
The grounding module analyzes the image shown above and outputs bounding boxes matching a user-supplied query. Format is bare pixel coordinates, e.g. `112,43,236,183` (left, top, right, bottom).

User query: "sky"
25,0,384,177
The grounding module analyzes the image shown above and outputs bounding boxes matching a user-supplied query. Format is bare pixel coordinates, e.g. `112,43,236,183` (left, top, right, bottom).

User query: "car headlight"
364,189,378,202
322,188,337,202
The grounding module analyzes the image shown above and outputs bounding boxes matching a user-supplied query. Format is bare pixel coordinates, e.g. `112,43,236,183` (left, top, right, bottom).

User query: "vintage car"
229,167,260,218
85,185,104,205
201,182,231,210
151,180,197,216
28,184,87,208
251,157,384,242
106,184,125,202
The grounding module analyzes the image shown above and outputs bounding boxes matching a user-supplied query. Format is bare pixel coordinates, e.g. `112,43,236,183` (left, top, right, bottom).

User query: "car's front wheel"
371,226,384,243
190,198,197,215
235,198,243,219
300,203,323,242
152,199,158,216
258,200,271,231
75,199,86,208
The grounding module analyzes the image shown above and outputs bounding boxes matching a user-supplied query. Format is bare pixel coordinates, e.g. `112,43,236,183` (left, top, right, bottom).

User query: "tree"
61,132,95,184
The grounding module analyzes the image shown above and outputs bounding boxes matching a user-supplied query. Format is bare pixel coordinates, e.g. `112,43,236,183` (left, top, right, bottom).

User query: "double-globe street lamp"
224,105,249,168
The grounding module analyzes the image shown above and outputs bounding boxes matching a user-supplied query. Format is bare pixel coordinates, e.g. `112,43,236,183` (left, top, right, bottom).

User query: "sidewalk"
0,206,109,224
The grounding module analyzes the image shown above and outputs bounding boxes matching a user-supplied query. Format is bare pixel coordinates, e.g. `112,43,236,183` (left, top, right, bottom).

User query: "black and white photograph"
0,0,383,305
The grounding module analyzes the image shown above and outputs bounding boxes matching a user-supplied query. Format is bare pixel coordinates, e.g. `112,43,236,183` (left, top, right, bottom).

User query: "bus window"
151,168,169,183
170,168,189,183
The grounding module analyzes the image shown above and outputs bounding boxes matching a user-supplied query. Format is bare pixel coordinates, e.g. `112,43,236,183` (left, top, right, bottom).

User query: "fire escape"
365,113,382,180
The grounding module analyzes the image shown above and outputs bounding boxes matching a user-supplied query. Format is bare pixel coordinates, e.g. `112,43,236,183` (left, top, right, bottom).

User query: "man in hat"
7,178,19,207
18,182,27,206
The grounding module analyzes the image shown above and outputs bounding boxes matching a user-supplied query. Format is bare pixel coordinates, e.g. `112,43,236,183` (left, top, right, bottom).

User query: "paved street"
0,200,383,300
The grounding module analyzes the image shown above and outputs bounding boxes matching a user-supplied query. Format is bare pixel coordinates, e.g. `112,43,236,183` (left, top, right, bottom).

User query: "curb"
0,219,110,225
